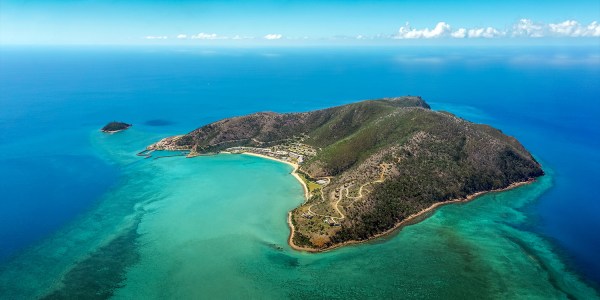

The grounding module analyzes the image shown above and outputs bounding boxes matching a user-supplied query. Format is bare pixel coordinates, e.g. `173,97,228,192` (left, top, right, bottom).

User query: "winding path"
307,164,389,222
345,164,388,200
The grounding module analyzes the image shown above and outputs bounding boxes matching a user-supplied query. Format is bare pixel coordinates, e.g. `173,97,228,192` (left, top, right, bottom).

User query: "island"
146,96,544,251
101,121,132,133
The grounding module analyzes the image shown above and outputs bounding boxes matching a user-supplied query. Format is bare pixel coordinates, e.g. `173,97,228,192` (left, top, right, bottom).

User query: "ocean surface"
0,46,599,298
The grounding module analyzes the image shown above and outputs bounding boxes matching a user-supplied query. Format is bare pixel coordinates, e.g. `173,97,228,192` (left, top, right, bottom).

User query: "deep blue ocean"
1,45,599,292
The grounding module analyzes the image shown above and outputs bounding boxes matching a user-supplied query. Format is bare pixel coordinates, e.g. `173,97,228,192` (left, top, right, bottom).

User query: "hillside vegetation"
148,97,543,250
101,121,131,133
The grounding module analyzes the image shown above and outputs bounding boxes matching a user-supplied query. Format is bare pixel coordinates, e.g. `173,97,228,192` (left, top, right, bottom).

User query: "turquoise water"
1,47,599,298
2,128,596,299
3,129,596,298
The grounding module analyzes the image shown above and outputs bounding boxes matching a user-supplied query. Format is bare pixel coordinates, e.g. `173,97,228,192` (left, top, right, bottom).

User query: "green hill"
101,121,131,133
148,97,543,250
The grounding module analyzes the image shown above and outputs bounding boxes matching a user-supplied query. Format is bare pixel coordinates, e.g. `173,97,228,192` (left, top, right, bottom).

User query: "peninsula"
101,121,131,133
147,97,544,251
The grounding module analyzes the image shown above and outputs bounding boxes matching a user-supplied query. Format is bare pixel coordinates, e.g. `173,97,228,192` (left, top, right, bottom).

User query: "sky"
0,0,599,46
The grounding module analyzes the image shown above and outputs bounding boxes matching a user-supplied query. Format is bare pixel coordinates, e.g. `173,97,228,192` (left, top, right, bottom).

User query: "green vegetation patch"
101,121,131,132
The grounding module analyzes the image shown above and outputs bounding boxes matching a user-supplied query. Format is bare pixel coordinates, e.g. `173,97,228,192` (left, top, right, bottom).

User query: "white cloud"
451,28,467,38
145,35,167,40
396,22,504,39
585,21,600,37
330,35,353,40
231,35,255,40
467,27,505,38
512,19,544,37
192,33,216,39
548,20,600,37
191,33,225,40
264,34,283,40
511,19,600,38
395,22,452,39
148,19,600,43
394,19,599,40
549,20,581,36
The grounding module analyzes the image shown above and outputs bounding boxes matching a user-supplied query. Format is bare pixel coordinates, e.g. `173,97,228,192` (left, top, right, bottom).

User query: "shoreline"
186,151,536,253
101,127,131,134
312,179,535,253
241,152,310,200
239,152,318,252
101,129,127,134
243,151,535,253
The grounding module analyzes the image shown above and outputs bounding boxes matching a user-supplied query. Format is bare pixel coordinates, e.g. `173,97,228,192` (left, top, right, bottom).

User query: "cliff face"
149,96,543,250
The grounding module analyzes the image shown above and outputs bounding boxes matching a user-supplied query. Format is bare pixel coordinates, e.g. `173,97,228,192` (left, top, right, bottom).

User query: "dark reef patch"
42,218,141,300
266,252,300,268
144,119,175,127
505,235,578,300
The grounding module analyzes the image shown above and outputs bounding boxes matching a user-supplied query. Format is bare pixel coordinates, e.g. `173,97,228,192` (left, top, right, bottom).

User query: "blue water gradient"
0,46,599,285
